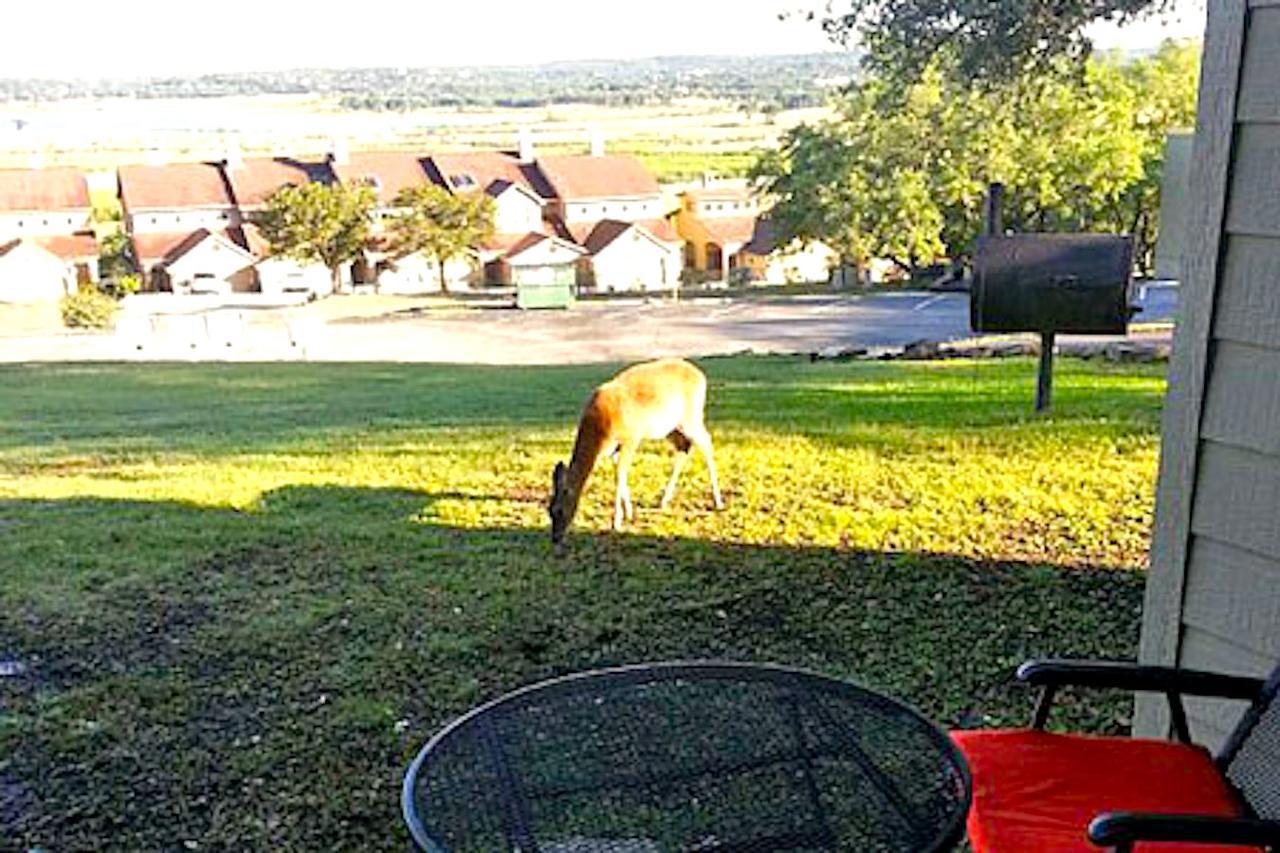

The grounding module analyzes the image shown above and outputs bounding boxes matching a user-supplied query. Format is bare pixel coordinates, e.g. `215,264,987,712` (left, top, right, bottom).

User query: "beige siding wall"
1140,0,1280,748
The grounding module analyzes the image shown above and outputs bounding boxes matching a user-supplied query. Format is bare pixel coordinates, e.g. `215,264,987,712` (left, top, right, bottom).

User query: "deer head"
548,461,575,544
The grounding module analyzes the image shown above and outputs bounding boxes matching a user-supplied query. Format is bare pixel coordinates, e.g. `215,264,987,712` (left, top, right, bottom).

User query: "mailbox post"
972,187,1135,412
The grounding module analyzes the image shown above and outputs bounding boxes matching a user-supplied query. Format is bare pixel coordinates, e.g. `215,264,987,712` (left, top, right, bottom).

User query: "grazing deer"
549,358,724,543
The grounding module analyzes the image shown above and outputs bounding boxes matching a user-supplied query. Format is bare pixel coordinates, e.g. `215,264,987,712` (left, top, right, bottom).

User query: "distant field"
0,96,826,180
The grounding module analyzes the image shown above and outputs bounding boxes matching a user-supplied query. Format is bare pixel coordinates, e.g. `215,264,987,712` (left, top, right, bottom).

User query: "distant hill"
0,54,861,110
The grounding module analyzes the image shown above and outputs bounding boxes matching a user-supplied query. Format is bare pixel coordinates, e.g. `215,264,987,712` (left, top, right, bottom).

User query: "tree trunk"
438,257,450,295
330,264,344,296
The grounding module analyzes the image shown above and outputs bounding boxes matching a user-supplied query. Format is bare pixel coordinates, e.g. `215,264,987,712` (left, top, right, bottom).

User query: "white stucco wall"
257,258,334,298
563,196,665,224
164,237,256,295
127,207,239,234
376,253,475,294
591,231,680,292
749,242,837,285
0,210,91,239
0,242,77,303
493,190,543,235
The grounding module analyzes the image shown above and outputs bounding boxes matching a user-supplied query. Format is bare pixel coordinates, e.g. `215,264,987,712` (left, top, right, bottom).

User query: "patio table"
402,661,970,852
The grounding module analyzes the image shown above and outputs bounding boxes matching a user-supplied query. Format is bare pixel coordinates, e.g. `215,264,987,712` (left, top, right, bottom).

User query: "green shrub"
101,273,142,299
60,286,118,329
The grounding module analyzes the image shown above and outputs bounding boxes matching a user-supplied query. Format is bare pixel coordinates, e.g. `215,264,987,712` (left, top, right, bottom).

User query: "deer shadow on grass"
0,484,1145,851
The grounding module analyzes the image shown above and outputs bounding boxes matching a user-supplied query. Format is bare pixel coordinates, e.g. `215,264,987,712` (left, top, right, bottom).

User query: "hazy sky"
3,1,1207,79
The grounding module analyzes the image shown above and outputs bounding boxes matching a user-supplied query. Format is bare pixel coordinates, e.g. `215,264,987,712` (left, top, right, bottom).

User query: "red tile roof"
580,220,633,255
224,157,332,208
635,217,680,243
505,232,587,262
533,154,660,201
235,223,273,258
0,167,91,212
119,162,233,211
682,185,756,203
131,229,247,265
426,151,540,196
702,216,759,246
35,232,99,261
482,231,542,254
330,151,430,204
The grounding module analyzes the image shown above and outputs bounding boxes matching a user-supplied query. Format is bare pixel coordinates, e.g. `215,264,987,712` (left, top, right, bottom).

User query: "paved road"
0,284,1177,365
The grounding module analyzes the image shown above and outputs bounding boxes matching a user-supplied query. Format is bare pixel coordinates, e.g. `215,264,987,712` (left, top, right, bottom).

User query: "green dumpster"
514,265,577,310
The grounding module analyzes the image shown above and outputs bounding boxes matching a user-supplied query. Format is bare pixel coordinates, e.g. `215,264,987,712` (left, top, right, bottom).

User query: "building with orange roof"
675,181,836,284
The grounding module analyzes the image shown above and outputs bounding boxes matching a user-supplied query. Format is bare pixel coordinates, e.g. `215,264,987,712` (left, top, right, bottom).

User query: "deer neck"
563,408,611,521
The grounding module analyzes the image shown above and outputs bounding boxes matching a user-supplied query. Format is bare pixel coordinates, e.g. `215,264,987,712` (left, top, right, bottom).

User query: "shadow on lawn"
0,485,1145,850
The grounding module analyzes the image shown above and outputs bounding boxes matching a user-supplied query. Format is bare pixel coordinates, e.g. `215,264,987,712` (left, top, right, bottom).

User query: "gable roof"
505,231,587,263
224,157,333,207
119,162,233,211
682,184,756,204
701,216,759,246
579,219,633,254
577,219,678,256
533,154,660,201
35,232,99,261
131,228,251,266
485,178,543,206
426,151,541,196
741,218,781,256
330,151,431,204
0,167,91,213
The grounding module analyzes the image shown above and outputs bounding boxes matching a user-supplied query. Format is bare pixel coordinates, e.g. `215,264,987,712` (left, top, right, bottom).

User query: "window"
449,174,476,189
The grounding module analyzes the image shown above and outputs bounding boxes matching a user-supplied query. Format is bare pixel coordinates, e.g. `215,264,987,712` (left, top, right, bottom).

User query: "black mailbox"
972,234,1135,335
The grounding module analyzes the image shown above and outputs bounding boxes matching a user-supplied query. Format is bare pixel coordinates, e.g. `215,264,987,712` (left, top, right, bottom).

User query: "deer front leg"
688,425,724,510
613,442,636,529
660,450,689,510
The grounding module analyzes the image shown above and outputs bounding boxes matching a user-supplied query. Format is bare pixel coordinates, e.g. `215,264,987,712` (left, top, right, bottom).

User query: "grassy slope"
0,357,1164,849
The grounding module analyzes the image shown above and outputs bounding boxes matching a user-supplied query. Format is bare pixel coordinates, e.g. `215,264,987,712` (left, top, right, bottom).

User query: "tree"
819,0,1176,83
255,182,377,295
387,185,495,294
753,47,1193,276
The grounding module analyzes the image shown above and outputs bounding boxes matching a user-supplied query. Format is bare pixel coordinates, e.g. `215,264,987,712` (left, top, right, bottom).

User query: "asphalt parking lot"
0,284,1177,364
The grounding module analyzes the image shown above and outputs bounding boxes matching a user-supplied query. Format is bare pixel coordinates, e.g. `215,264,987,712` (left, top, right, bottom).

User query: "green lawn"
0,356,1164,849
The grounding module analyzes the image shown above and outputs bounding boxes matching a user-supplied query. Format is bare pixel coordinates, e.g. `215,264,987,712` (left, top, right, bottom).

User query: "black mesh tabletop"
402,662,971,852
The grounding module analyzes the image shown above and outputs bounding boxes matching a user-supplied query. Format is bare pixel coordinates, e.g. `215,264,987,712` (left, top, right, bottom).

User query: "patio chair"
951,658,1280,852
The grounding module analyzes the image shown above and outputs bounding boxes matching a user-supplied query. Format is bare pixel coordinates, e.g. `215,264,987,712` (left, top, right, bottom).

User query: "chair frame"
1014,658,1280,851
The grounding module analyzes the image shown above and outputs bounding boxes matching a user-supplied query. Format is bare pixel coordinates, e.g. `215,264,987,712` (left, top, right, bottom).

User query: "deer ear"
553,462,567,491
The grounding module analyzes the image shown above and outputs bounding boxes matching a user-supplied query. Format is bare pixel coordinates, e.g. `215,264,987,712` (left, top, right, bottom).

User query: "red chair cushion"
952,729,1253,852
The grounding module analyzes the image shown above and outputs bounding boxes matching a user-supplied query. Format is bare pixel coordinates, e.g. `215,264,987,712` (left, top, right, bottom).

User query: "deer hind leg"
686,423,724,510
613,441,637,529
661,430,693,510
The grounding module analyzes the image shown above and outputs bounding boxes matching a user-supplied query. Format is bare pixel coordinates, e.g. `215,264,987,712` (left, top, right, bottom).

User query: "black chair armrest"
1016,660,1265,740
1017,660,1266,699
1089,812,1280,850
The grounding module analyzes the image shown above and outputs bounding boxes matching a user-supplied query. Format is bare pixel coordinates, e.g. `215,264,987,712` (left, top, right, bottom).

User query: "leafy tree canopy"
255,182,377,293
387,185,496,293
751,42,1199,274
819,0,1176,82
